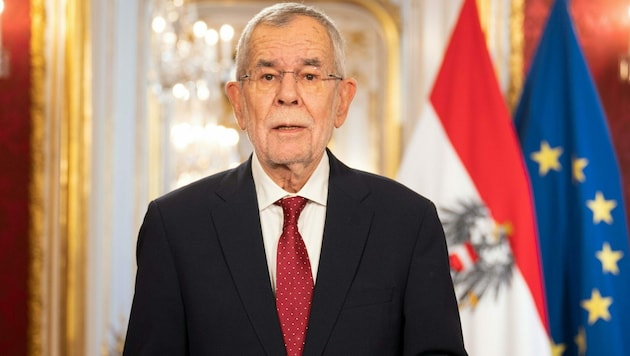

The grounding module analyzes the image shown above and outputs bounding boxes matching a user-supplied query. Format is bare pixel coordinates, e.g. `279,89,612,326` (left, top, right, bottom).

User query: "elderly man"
123,3,466,355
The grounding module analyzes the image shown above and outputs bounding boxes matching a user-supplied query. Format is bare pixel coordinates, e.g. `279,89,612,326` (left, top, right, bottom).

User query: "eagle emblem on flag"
441,200,515,307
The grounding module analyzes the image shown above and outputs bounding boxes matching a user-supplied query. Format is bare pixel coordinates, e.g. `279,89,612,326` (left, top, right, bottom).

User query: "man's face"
226,16,356,171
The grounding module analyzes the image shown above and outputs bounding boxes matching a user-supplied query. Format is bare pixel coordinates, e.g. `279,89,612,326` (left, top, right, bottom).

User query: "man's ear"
225,81,246,130
334,78,357,128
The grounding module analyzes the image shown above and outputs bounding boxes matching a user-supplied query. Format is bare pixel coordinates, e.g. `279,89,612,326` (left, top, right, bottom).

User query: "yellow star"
580,289,612,325
551,340,566,356
574,326,587,355
572,157,588,183
586,191,617,224
531,141,563,176
596,242,624,275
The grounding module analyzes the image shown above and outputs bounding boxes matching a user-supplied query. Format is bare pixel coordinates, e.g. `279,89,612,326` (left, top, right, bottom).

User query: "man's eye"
261,73,276,81
302,73,319,81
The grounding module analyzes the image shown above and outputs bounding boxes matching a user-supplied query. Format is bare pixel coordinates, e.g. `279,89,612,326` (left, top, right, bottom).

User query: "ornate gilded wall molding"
29,0,44,354
30,0,92,354
62,1,92,352
474,0,524,111
342,0,401,176
509,0,525,112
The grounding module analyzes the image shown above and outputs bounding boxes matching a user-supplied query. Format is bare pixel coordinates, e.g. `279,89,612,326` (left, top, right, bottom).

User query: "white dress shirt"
251,153,329,292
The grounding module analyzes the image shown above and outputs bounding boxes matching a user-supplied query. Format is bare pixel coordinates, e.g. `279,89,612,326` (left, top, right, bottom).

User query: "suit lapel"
211,159,286,355
304,152,374,356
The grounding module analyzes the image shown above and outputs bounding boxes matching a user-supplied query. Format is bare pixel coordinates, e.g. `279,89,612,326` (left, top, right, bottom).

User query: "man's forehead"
247,23,333,69
250,17,331,45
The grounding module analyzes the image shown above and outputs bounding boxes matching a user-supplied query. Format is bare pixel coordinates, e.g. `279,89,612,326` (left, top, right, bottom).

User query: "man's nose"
276,72,300,106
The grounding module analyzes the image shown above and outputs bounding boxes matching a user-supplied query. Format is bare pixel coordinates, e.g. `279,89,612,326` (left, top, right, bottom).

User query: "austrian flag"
397,0,550,355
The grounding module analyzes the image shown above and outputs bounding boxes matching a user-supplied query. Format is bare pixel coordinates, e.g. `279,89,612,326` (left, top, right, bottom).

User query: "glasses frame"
238,67,343,93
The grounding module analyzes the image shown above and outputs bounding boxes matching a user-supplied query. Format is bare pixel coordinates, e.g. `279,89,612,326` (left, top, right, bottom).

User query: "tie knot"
275,196,308,225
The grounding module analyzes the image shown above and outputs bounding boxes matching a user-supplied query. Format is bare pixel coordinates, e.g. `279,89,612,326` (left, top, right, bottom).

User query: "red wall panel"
0,0,31,355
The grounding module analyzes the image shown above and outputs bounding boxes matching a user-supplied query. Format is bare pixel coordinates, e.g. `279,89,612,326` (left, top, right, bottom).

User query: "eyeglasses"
239,67,343,94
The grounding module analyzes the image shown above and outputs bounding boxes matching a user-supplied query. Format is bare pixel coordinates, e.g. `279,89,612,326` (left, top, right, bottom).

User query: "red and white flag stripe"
397,0,549,355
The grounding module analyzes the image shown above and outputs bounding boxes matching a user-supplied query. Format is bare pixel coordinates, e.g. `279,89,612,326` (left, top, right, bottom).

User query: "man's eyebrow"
254,58,323,68
255,60,276,68
302,58,322,67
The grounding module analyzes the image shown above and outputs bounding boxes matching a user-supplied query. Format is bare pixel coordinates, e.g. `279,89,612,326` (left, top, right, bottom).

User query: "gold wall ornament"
509,0,525,112
475,0,522,111
471,0,527,111
347,0,401,177
29,0,45,354
63,0,92,354
30,0,92,354
476,0,490,35
305,0,401,177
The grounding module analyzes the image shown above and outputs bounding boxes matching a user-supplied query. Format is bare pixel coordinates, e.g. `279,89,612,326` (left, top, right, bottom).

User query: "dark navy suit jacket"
123,150,467,355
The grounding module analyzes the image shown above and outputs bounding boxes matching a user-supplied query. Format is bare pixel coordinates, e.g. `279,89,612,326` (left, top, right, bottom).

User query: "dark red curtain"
525,0,630,227
0,0,31,355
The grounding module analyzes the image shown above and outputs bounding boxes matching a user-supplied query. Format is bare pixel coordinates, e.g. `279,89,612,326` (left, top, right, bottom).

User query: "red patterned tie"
275,196,313,356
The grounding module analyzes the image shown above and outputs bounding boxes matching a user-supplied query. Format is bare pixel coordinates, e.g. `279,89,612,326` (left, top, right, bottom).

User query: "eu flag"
514,0,630,355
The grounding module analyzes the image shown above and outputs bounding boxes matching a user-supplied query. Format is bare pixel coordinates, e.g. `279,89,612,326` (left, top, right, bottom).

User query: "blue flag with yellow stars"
514,0,630,355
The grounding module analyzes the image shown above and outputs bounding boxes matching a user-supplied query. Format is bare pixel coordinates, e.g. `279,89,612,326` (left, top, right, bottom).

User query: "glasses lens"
246,67,337,93
251,67,280,92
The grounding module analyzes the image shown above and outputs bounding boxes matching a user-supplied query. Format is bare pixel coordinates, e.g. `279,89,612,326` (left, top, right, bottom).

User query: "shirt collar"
252,152,329,210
